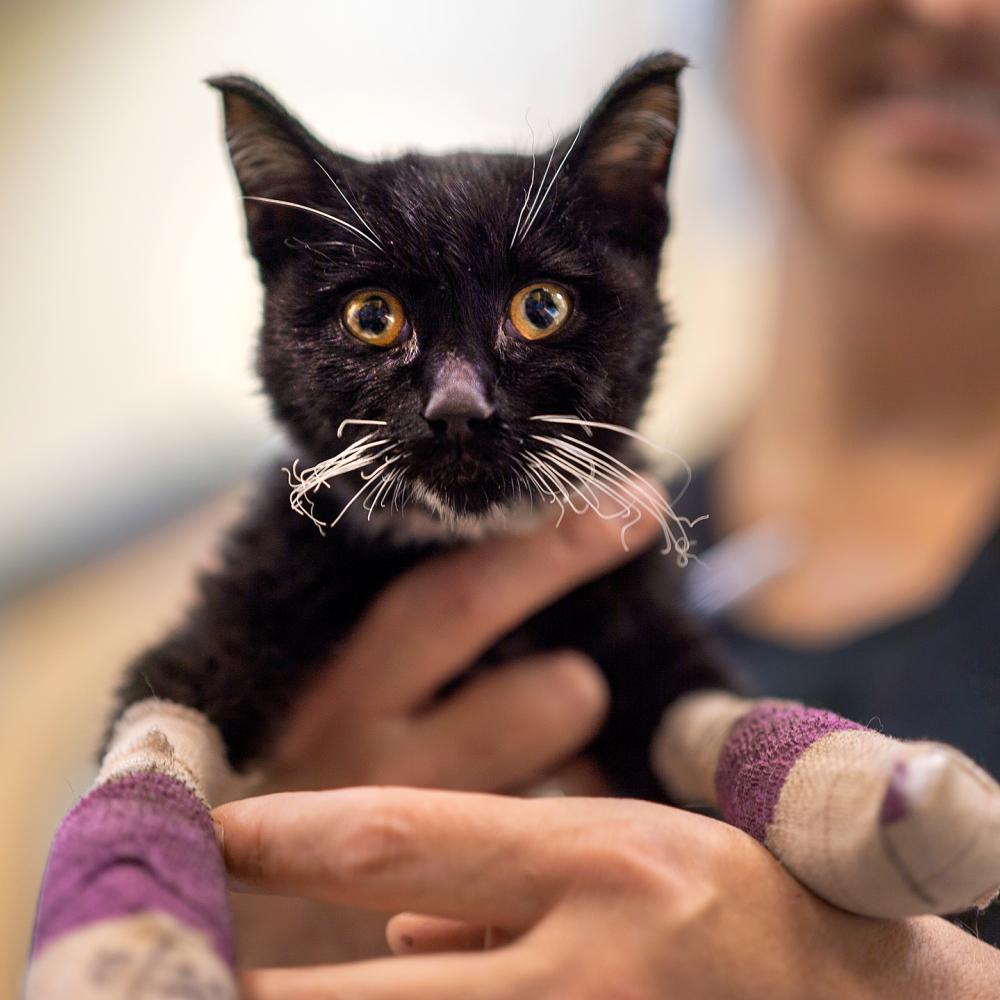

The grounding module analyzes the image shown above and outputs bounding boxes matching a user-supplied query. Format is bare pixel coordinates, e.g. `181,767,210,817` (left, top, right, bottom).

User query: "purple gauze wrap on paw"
31,771,235,966
715,704,863,844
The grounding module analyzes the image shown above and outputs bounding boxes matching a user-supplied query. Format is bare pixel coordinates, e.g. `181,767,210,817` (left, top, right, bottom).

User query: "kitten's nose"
423,357,494,440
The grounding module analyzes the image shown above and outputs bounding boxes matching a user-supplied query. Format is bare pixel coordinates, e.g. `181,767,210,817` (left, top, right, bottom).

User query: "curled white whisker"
365,464,402,519
537,449,640,530
338,418,388,438
530,414,695,505
522,415,706,563
526,455,588,518
534,435,701,562
284,430,404,532
522,455,568,524
326,473,384,531
511,456,542,512
535,434,670,523
536,448,631,521
390,467,410,512
361,451,403,481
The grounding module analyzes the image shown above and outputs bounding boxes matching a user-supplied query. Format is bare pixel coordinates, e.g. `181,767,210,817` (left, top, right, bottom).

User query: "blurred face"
733,0,1000,246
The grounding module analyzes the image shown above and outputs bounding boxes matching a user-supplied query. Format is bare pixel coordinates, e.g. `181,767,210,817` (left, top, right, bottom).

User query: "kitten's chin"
370,488,545,546
387,505,544,545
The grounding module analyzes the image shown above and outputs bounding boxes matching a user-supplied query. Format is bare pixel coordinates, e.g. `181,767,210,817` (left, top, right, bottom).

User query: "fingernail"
211,817,225,853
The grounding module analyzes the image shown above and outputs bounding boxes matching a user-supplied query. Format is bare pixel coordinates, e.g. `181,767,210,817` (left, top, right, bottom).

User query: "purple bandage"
31,771,234,966
715,704,862,843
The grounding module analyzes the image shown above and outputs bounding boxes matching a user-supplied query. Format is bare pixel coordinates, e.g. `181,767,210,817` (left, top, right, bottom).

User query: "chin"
819,152,1000,250
379,482,542,545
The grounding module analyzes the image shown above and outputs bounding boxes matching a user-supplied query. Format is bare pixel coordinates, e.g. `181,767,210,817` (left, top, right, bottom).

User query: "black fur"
111,54,730,798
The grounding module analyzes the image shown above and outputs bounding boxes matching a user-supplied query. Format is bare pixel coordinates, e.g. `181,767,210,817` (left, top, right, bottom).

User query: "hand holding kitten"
258,502,661,796
217,787,1000,1000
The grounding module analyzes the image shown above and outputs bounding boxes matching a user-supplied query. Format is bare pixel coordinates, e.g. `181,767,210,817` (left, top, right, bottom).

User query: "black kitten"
112,54,728,798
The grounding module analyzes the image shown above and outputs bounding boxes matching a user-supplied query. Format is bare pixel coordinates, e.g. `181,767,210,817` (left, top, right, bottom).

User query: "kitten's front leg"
653,692,1000,918
27,471,416,999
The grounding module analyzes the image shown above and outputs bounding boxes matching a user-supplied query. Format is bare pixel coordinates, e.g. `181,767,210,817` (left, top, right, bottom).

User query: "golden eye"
509,283,572,340
343,289,406,347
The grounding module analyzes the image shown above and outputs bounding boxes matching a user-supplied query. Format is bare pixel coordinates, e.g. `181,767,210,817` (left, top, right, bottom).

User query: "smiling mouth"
860,71,1000,157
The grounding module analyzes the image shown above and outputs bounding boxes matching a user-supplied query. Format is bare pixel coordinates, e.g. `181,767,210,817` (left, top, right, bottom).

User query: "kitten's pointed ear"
207,75,351,268
575,53,686,250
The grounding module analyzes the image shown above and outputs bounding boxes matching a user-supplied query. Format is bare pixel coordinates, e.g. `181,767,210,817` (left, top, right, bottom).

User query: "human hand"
214,786,999,1000
258,506,659,796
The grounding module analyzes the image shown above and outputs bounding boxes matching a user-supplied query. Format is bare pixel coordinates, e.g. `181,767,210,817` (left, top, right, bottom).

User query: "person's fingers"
242,949,540,1000
214,787,572,927
401,651,608,791
386,913,507,955
282,500,661,753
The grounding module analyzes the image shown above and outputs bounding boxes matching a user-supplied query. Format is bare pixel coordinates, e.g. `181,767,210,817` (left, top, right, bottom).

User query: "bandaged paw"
653,692,1000,918
26,701,248,998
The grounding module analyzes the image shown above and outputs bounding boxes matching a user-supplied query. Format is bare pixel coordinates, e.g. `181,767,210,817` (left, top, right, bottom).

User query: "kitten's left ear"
206,75,355,271
574,52,686,249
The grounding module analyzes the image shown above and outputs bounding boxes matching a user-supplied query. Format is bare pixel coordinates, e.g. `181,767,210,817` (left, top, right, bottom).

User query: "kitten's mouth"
285,415,703,562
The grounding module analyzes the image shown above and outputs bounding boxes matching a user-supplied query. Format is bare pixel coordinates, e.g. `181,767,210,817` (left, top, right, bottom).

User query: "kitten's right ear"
574,53,686,252
207,75,351,267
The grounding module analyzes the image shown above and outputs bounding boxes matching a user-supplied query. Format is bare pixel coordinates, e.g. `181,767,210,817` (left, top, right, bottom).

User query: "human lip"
883,75,1000,122
859,72,1000,156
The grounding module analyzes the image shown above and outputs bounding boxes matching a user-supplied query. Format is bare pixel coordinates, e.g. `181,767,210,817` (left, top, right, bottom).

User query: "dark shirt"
674,466,1000,946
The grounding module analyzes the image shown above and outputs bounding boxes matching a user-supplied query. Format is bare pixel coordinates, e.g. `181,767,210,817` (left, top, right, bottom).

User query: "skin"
723,0,1000,642
219,505,1000,996
227,504,635,966
218,0,1000,992
258,505,641,798
215,788,1000,1000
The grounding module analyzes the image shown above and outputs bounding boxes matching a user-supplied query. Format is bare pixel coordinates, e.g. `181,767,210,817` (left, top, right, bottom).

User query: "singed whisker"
538,434,671,519
522,455,568,524
526,454,586,526
530,413,695,502
537,449,630,520
534,436,701,562
390,467,409,512
521,414,706,562
338,418,388,438
537,448,637,524
327,473,384,531
378,468,402,509
534,434,670,520
361,452,404,481
285,424,408,532
511,457,541,511
532,455,589,516
365,465,399,519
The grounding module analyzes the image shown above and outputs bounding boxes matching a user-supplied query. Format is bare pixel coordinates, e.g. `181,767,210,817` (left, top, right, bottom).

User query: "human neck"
714,223,1000,643
720,218,1000,539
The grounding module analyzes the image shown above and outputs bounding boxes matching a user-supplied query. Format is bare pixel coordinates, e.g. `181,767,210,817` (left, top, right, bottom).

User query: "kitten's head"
210,55,685,535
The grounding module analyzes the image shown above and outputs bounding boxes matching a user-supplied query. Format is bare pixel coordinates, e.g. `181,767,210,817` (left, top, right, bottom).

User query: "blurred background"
0,0,768,991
